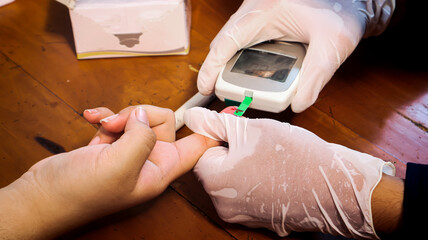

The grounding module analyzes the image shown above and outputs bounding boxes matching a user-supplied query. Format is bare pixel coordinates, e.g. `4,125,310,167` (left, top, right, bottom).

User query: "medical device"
215,41,306,113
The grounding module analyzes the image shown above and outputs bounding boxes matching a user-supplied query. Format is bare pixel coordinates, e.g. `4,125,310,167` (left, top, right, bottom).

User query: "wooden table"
0,0,426,239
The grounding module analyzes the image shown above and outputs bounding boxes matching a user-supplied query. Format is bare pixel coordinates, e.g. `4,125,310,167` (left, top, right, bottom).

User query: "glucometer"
174,41,305,130
215,41,306,113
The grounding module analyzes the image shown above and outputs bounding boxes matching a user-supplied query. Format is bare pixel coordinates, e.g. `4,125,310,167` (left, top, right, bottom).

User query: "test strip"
234,96,253,116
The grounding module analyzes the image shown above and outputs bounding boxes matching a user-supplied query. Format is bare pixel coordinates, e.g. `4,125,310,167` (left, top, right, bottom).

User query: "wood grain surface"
0,0,426,239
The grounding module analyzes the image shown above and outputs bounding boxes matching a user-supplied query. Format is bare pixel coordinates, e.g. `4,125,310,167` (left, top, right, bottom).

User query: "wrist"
371,173,404,236
0,173,52,239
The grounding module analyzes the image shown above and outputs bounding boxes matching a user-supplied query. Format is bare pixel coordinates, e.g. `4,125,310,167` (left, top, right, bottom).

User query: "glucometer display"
231,49,297,83
216,41,306,113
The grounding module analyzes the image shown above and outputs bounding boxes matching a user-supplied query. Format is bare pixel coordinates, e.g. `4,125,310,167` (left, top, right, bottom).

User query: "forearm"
0,173,83,240
371,173,404,236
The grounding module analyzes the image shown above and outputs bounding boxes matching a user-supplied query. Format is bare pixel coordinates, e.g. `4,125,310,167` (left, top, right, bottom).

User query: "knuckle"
163,108,175,119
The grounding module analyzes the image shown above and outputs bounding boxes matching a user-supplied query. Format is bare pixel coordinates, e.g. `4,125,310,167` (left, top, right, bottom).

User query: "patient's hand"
84,105,220,193
0,106,219,240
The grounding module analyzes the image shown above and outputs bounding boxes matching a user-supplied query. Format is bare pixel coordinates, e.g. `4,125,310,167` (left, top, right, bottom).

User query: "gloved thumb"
184,106,255,167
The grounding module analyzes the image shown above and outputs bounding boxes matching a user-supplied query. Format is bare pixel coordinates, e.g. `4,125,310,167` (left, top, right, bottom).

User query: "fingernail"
136,107,149,125
84,109,99,114
100,114,119,123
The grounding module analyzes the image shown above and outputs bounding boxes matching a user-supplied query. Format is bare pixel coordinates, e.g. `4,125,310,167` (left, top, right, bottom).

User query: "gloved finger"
104,107,156,179
197,35,241,95
184,107,230,142
211,4,270,50
290,37,340,113
184,107,255,153
198,7,272,95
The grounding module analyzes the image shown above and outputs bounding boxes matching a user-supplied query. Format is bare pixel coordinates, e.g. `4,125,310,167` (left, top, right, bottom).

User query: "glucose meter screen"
231,49,297,83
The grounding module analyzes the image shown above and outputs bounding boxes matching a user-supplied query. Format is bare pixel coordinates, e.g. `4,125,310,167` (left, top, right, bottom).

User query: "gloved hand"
198,0,394,113
184,107,395,239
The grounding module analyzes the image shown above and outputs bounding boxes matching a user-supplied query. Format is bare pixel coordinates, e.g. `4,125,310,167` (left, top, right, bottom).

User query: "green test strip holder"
225,96,253,117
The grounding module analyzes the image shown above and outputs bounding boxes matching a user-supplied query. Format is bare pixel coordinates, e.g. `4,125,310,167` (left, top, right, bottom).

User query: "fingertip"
197,84,214,96
290,101,310,113
84,107,116,123
291,87,318,113
197,68,216,95
84,108,99,115
83,109,100,123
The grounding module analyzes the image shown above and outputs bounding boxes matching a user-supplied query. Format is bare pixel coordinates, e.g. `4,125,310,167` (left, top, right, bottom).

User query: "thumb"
291,30,361,113
193,146,229,182
184,107,255,181
183,107,232,180
106,107,156,175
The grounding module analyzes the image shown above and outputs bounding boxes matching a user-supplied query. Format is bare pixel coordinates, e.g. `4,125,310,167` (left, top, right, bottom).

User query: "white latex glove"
198,0,394,113
0,0,14,7
184,107,395,239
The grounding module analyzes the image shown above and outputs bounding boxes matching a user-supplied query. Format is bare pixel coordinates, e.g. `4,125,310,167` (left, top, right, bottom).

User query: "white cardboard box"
58,0,191,59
